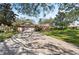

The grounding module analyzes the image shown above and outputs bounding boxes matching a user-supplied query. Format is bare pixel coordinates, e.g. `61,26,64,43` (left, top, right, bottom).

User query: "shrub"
49,27,54,31
34,25,42,31
0,31,17,42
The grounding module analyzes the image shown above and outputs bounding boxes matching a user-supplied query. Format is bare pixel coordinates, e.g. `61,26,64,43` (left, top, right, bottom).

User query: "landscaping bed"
0,31,17,42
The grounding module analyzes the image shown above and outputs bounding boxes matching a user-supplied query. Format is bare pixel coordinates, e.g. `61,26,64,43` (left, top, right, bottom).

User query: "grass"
42,29,79,46
0,31,17,42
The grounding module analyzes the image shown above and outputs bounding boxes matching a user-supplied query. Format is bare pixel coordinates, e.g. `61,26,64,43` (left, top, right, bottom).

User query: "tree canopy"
13,3,55,17
0,3,17,26
52,3,79,29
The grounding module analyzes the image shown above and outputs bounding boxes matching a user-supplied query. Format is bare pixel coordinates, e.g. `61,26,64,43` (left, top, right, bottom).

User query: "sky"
13,4,59,24
0,0,79,3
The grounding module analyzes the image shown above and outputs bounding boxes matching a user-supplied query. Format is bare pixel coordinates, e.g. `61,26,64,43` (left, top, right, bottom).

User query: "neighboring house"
68,21,79,28
39,23,50,30
40,23,50,27
51,20,79,29
51,23,63,28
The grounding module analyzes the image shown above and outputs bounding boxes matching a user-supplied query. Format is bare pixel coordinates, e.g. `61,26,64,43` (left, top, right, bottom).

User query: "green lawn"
42,29,79,46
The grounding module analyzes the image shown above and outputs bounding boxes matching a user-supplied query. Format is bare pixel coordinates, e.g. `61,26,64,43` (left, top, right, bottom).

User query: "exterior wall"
40,24,50,31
